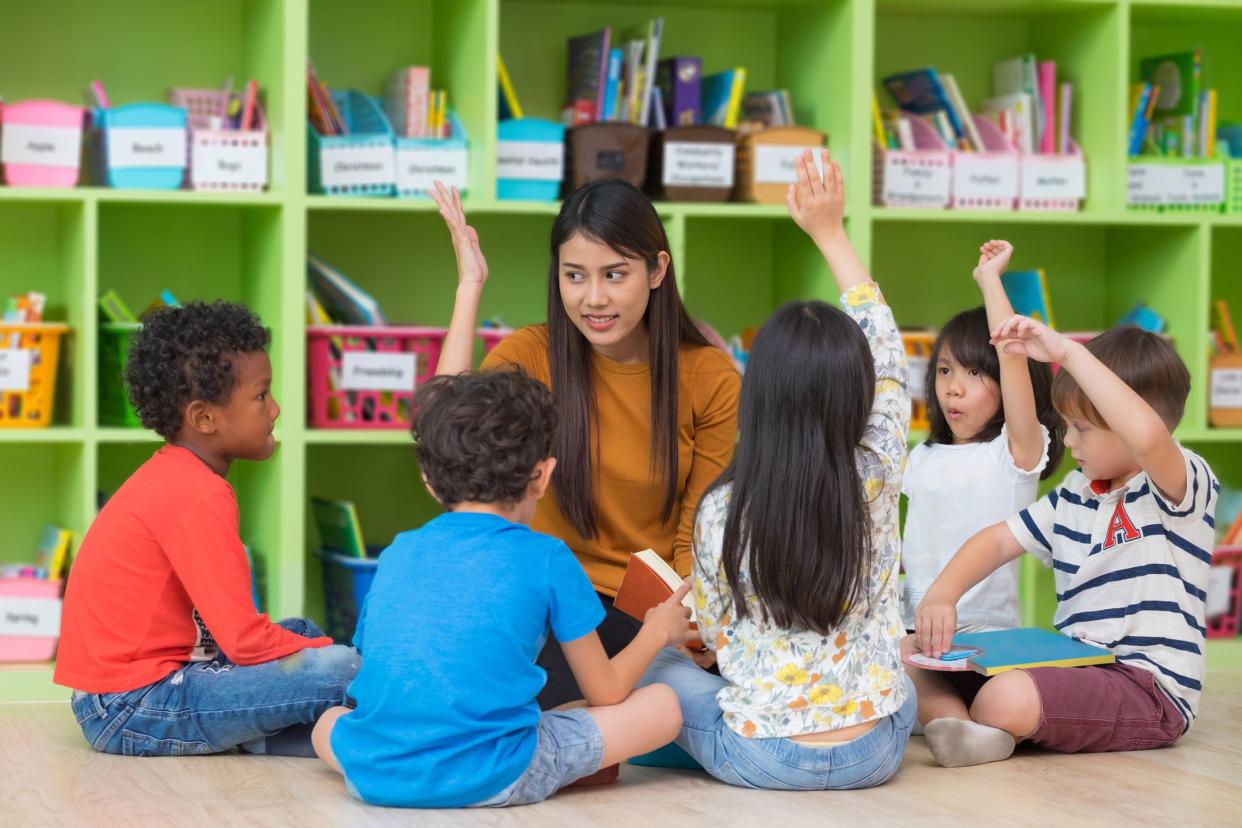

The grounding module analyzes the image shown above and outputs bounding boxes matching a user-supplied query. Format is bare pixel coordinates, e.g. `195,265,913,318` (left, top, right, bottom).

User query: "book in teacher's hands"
902,627,1115,676
613,549,703,651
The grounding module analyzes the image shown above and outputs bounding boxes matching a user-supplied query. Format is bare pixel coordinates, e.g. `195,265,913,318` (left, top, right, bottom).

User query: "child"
312,369,693,808
56,302,359,756
915,316,1212,767
901,241,1064,725
638,149,917,790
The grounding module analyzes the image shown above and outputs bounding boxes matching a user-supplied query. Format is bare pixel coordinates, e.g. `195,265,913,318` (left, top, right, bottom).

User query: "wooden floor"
5,671,1242,827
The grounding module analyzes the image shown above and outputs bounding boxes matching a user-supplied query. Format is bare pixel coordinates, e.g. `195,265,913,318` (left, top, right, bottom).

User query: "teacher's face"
557,232,668,362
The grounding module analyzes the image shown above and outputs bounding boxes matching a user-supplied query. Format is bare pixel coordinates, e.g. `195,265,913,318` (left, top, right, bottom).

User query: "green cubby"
3,0,1241,702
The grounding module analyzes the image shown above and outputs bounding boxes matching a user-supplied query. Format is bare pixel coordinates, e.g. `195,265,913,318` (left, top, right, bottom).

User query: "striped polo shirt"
1006,446,1218,728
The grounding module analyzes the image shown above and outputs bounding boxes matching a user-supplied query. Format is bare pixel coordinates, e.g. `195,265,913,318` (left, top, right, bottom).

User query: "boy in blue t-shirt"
311,370,693,808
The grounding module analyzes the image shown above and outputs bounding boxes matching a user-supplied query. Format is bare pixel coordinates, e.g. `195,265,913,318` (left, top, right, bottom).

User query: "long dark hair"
547,179,709,539
714,301,876,635
926,307,1065,479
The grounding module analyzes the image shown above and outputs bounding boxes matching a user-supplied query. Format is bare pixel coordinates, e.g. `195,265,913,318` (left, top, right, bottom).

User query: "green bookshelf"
2,0,1241,703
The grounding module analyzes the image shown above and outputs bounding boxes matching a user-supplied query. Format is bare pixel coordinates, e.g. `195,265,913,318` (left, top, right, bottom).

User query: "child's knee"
641,682,683,737
971,670,1040,734
312,706,350,773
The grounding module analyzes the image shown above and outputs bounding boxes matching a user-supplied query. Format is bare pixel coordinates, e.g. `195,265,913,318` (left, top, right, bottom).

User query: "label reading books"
396,145,468,192
107,127,187,169
1021,156,1085,200
341,351,417,392
663,142,735,188
1127,163,1165,206
0,350,32,392
882,157,950,206
1211,368,1242,409
1,124,81,168
192,137,267,187
496,140,564,181
320,143,396,189
953,156,1019,200
1164,164,1225,205
0,597,61,638
753,145,824,184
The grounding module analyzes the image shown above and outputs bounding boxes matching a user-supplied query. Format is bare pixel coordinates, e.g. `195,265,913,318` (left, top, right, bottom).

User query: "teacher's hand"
431,180,489,290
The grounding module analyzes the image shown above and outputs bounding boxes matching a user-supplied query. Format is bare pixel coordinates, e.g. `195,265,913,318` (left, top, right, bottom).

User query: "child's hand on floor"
914,598,959,659
644,578,695,648
785,149,845,249
991,314,1071,365
431,180,489,290
973,239,1013,284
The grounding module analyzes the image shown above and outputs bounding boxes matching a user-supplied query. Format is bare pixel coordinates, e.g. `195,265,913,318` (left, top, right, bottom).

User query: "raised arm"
786,149,869,295
973,241,1045,471
430,181,489,376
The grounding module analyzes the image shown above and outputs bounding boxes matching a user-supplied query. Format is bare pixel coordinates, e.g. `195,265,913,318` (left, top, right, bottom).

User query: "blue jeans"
640,648,917,790
70,618,360,757
463,708,604,807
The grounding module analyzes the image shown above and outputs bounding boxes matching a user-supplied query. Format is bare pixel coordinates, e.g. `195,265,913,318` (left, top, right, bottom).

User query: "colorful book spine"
386,66,430,138
1038,61,1056,154
1057,81,1072,155
657,56,702,127
1128,83,1154,156
601,48,623,122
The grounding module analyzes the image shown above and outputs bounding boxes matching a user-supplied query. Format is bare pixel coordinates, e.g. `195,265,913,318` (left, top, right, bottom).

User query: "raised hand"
430,181,488,290
973,239,1013,284
785,148,845,248
990,314,1071,365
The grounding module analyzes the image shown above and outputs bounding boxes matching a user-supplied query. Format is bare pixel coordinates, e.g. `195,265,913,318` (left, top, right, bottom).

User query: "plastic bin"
308,91,396,197
0,323,70,428
872,115,952,209
0,577,62,662
307,325,447,429
317,546,381,644
1018,141,1086,212
99,322,142,427
90,102,188,189
566,122,649,191
395,111,469,198
0,100,85,187
497,118,565,201
951,115,1018,211
170,87,268,192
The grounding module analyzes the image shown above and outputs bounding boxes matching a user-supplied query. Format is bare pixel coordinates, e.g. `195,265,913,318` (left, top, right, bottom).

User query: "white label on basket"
1207,566,1233,618
341,351,417,392
1,124,81,168
907,355,929,403
1211,368,1242,408
396,145,468,192
1127,163,1166,206
0,350,32,392
193,138,267,187
753,145,823,184
0,597,61,638
1022,157,1085,200
882,157,951,206
663,142,735,188
953,156,1018,199
1165,164,1225,205
321,143,396,189
107,127,187,169
496,141,564,181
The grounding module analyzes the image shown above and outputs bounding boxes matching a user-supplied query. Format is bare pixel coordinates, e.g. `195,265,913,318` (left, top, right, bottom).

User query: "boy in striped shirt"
913,317,1215,767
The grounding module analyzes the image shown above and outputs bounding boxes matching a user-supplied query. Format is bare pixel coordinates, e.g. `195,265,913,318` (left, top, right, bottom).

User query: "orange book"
613,549,703,651
1215,299,1239,353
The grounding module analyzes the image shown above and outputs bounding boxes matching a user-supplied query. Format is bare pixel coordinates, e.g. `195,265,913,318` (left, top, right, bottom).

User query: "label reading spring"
0,597,61,638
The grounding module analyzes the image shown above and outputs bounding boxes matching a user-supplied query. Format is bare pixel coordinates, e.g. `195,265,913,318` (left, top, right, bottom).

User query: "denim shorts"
469,708,605,807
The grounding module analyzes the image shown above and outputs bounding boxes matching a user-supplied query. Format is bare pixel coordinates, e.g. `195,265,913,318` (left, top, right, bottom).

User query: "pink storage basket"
1019,140,1086,212
0,100,84,187
872,115,952,209
170,87,268,192
308,325,447,429
0,577,62,662
951,115,1019,211
478,327,514,355
1208,547,1242,639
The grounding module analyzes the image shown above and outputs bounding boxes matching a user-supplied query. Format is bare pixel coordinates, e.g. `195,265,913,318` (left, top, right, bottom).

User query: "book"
385,66,431,138
311,497,367,559
1128,82,1156,156
993,55,1043,148
629,17,663,127
307,253,385,326
742,90,792,128
650,85,667,130
565,28,610,126
1057,81,1072,155
871,91,887,147
34,524,73,581
497,53,523,120
98,289,136,323
601,48,623,122
703,68,747,128
882,67,965,146
902,627,1115,676
657,56,701,127
940,73,982,152
1215,299,1239,352
138,290,181,323
613,549,702,650
984,92,1034,153
1141,49,1201,119
1037,61,1057,155
1001,269,1055,328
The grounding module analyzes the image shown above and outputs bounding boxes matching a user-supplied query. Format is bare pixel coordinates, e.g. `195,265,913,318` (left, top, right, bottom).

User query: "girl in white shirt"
901,241,1064,726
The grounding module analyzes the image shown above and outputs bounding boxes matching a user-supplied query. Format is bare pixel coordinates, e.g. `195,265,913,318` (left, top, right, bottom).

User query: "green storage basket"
99,322,142,427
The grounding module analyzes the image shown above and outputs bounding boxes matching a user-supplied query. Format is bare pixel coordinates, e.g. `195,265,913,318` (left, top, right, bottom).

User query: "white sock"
924,718,1016,768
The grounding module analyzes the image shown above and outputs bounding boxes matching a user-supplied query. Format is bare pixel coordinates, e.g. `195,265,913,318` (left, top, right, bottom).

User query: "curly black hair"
412,370,557,507
125,301,271,439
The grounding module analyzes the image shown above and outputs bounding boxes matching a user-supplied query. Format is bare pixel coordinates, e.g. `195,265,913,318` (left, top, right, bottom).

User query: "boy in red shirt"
57,302,358,756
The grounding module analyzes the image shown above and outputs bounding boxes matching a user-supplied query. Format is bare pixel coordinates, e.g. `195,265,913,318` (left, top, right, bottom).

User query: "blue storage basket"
497,117,565,201
395,111,469,198
308,91,396,196
317,545,382,643
92,102,188,190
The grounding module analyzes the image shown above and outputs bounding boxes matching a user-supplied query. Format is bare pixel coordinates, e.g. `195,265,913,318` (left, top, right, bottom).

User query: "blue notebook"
1001,269,1054,328
903,627,1115,676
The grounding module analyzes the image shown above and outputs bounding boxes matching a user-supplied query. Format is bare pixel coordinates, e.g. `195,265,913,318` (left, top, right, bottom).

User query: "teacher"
431,179,740,707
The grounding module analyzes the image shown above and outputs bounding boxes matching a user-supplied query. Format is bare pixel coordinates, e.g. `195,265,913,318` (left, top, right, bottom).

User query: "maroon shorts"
948,663,1186,754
